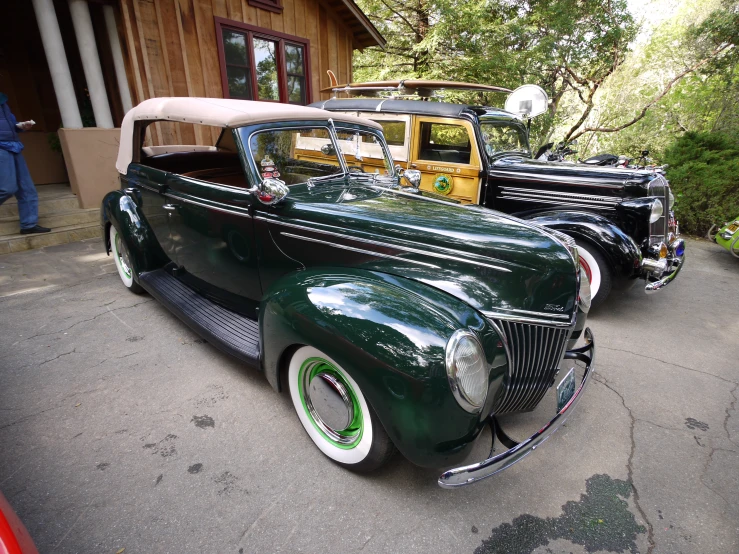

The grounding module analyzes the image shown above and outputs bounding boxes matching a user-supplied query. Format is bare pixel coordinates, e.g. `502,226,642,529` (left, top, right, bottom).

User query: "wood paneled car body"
312,84,686,307
102,97,594,487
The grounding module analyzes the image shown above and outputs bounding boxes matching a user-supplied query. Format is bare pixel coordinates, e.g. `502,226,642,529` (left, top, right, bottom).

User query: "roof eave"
338,0,386,49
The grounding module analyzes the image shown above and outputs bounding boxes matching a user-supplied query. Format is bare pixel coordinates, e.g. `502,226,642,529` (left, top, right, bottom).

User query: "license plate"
728,223,739,233
556,368,576,413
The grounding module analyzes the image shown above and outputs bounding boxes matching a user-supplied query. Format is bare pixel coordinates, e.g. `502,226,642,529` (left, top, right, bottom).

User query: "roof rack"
321,70,511,99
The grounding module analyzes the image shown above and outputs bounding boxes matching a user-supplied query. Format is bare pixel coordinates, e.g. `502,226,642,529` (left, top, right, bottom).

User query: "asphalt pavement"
0,237,737,554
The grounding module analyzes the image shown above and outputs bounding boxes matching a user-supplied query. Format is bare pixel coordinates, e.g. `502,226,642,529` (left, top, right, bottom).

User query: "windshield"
479,121,530,159
244,126,393,186
335,128,394,176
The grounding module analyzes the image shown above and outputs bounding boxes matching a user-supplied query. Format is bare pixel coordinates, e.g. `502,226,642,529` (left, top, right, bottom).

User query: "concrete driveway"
0,237,737,554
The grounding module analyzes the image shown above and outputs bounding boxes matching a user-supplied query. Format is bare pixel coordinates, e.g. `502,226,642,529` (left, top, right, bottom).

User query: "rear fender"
521,210,642,279
101,190,169,276
259,268,507,467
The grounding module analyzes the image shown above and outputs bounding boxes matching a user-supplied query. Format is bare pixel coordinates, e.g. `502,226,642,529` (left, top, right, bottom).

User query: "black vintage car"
312,90,685,307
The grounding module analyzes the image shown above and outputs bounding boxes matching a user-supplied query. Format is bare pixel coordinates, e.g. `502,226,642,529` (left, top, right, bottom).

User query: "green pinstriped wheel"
288,346,395,471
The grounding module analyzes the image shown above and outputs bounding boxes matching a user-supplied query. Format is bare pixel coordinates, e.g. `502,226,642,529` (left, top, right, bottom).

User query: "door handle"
162,204,178,212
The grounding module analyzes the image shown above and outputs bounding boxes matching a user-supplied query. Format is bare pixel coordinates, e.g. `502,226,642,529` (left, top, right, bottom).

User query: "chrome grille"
648,174,669,243
492,320,572,414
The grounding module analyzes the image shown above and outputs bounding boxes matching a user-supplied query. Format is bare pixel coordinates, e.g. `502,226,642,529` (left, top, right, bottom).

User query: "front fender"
522,210,642,279
260,268,507,467
100,190,169,276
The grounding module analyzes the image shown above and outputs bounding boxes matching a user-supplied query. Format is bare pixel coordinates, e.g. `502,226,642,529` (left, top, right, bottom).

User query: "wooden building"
1,0,383,208
117,0,383,145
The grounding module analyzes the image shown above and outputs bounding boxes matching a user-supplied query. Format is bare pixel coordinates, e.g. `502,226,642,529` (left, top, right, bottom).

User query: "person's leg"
13,152,40,230
0,149,19,206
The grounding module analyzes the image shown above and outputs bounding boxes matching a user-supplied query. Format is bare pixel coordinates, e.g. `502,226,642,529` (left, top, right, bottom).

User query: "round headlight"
445,330,488,412
650,198,663,224
668,189,675,210
579,266,591,313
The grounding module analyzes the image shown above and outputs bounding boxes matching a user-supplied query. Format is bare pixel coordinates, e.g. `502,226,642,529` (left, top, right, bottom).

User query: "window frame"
215,17,312,105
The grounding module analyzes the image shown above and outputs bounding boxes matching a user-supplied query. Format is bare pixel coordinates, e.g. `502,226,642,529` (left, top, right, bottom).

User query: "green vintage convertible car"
102,97,594,487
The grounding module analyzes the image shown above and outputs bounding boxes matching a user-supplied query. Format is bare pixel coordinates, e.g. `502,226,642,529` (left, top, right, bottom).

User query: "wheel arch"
520,210,642,279
258,267,505,467
101,190,169,276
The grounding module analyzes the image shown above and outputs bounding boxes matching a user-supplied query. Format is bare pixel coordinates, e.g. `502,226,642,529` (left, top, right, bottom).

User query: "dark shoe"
20,225,51,235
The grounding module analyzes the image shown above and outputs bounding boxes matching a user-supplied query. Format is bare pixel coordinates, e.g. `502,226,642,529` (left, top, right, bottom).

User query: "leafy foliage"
353,0,637,145
664,131,739,235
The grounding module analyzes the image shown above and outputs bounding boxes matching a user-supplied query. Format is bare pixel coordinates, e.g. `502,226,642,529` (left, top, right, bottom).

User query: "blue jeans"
0,148,38,229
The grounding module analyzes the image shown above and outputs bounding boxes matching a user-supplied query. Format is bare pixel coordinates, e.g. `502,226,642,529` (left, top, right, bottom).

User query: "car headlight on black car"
446,330,488,413
650,198,664,223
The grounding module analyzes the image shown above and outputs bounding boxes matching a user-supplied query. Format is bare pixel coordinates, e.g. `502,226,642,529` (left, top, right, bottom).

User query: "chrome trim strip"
492,306,571,320
499,186,620,203
438,329,595,488
489,170,625,189
500,190,620,206
481,310,576,328
176,176,257,195
164,193,252,217
279,232,440,269
131,182,160,194
499,196,617,210
260,216,513,273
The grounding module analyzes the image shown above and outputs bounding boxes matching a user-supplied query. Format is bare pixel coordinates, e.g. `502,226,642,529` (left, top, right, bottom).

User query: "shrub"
664,131,739,236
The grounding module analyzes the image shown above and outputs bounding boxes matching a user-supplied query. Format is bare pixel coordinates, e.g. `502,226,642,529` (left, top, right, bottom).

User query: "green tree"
354,0,637,145
664,131,739,235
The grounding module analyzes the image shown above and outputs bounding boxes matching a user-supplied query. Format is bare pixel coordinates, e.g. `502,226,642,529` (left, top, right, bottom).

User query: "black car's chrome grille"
492,320,573,414
648,174,669,243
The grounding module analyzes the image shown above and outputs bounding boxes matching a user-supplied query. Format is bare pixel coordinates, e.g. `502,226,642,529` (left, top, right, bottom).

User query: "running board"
138,269,260,368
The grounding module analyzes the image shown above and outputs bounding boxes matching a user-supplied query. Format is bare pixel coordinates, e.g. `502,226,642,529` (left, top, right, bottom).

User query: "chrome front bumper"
438,328,595,488
643,238,686,294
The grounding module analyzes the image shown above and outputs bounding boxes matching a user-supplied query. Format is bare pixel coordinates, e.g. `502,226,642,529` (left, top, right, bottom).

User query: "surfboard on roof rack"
321,70,512,98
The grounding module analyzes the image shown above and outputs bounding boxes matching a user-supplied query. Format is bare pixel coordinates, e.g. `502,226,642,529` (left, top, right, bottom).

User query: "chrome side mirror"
394,166,421,193
402,169,421,190
256,178,289,205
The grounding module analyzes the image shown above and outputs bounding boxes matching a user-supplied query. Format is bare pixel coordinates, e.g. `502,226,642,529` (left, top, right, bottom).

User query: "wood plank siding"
117,0,370,146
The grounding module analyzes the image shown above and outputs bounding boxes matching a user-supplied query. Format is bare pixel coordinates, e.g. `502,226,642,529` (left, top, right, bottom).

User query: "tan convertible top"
116,97,382,174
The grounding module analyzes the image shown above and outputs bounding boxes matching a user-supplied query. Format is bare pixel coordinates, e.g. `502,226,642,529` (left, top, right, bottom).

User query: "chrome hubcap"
115,234,132,278
300,359,362,447
308,372,354,431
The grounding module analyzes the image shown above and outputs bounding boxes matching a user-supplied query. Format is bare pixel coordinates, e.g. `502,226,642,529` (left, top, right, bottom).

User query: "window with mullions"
216,19,310,105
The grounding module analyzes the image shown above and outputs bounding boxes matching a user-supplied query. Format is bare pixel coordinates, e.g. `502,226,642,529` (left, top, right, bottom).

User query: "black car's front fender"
521,210,642,279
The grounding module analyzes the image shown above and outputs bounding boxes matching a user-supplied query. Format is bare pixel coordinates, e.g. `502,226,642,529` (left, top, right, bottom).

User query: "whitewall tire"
288,346,394,471
110,225,144,294
576,242,611,308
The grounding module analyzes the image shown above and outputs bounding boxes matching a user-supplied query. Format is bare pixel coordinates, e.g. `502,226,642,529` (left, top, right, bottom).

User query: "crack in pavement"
0,273,115,302
0,405,62,432
39,348,77,366
593,375,656,554
699,445,738,512
12,300,153,345
724,384,738,448
599,346,738,386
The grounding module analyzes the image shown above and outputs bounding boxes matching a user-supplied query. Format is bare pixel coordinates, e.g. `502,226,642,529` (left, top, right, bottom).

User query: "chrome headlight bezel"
445,330,489,413
578,265,592,314
650,198,664,224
